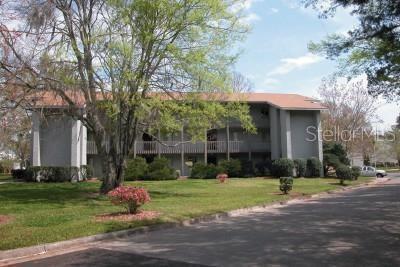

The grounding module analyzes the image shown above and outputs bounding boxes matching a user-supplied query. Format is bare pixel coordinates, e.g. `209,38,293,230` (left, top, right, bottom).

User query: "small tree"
323,143,350,176
279,177,293,194
335,165,353,185
351,166,361,181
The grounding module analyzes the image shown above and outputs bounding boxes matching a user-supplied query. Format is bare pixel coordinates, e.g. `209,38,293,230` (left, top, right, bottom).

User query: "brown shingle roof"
237,93,326,110
31,91,326,110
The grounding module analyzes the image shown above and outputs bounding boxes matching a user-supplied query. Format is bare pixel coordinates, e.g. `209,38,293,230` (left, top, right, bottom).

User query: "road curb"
0,177,390,263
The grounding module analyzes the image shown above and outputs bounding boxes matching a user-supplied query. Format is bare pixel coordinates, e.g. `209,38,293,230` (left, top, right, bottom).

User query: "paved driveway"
12,177,400,267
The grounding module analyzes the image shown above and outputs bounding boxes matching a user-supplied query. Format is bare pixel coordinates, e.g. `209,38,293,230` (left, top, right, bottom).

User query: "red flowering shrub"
216,173,228,183
108,186,150,214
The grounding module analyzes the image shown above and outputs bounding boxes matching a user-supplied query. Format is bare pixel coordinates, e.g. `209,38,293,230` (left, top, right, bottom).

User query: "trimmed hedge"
146,157,177,180
241,160,255,177
25,166,80,182
294,158,306,177
271,158,294,178
11,169,26,180
125,157,148,181
190,163,223,179
336,164,353,185
218,159,242,177
255,160,272,176
306,157,321,177
12,166,92,182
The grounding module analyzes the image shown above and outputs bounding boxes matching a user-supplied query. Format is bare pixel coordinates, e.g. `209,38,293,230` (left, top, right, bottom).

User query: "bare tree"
319,76,378,157
232,72,253,93
0,107,31,165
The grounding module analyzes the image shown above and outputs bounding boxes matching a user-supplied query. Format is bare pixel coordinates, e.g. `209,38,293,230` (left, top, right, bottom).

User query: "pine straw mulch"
0,215,14,225
95,211,160,222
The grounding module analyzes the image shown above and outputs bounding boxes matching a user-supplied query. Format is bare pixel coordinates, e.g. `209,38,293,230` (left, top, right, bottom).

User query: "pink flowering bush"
107,186,150,214
216,173,228,183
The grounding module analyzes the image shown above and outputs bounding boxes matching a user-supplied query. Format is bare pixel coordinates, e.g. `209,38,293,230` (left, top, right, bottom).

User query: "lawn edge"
0,177,389,263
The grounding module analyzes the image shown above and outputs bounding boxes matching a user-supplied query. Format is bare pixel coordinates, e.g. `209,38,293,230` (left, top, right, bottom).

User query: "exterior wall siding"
40,116,73,166
290,110,319,159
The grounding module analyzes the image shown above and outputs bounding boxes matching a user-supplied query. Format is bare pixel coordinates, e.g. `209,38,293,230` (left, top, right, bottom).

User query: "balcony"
87,140,270,155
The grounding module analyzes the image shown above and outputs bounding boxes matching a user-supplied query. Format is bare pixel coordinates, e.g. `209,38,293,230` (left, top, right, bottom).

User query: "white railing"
87,140,270,155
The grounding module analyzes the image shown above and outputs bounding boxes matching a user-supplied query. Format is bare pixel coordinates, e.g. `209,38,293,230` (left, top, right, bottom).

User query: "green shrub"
351,166,361,180
218,159,242,177
190,162,207,179
279,177,293,194
255,160,272,176
271,158,294,178
336,164,353,185
190,162,223,179
241,160,255,177
12,166,94,182
306,157,322,177
22,166,80,182
147,157,176,180
205,164,223,179
294,158,306,177
323,143,350,176
11,169,27,180
125,157,148,181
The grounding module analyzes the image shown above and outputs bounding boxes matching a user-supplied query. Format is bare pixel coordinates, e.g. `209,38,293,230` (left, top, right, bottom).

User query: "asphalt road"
12,176,400,267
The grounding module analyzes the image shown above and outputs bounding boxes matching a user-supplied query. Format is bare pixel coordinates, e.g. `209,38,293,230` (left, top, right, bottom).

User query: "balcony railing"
87,140,270,155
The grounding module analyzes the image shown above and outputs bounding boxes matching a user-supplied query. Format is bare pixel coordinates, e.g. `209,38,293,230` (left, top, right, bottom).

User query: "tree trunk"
100,153,125,194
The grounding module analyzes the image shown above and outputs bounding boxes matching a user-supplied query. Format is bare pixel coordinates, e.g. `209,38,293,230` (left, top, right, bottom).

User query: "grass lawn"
0,177,372,250
0,174,12,181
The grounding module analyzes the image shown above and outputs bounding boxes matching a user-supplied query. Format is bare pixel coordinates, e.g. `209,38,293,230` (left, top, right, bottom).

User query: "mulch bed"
0,215,14,225
95,211,160,222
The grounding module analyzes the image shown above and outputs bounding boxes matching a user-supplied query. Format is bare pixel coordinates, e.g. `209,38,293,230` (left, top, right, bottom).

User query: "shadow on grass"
0,183,97,205
148,190,202,199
